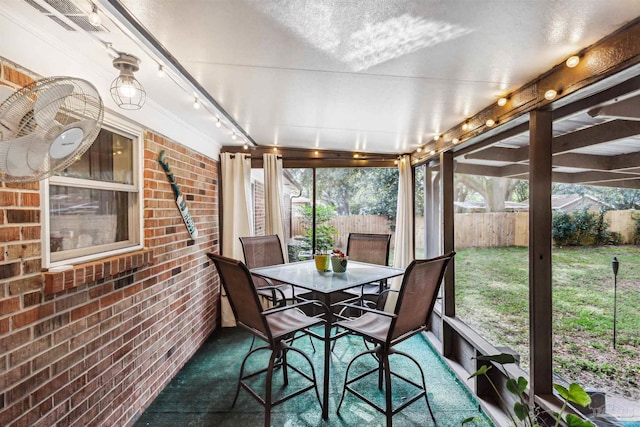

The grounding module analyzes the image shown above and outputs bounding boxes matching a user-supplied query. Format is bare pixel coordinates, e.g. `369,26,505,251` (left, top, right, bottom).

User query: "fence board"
292,210,637,249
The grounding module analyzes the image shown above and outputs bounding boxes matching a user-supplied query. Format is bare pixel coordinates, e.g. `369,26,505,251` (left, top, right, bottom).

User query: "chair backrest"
207,253,270,339
346,233,391,266
390,252,455,342
240,235,285,288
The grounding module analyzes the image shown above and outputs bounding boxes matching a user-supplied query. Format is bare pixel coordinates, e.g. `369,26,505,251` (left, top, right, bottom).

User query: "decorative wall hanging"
158,150,198,239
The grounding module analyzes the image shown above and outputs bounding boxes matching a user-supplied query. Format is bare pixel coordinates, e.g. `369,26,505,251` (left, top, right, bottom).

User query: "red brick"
0,317,9,334
0,328,31,353
6,209,40,223
70,301,99,322
6,242,41,259
0,190,18,206
0,296,21,315
8,276,42,294
23,291,41,307
9,335,50,367
5,368,49,404
21,226,41,240
11,303,54,328
0,362,30,390
0,227,20,242
20,193,40,207
100,290,124,308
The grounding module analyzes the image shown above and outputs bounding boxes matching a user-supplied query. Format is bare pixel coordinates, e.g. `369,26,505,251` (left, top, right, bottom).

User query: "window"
43,122,141,267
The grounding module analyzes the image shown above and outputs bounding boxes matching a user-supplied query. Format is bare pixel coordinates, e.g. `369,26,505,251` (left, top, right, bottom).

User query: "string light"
215,118,221,128
157,65,165,78
566,55,580,68
416,146,423,153
193,98,201,109
486,119,495,127
88,3,101,27
434,134,441,141
231,131,237,140
452,138,459,144
461,122,469,131
544,89,557,100
497,97,508,107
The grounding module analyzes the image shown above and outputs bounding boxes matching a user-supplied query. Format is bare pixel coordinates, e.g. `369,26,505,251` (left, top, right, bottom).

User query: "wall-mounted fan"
0,76,104,183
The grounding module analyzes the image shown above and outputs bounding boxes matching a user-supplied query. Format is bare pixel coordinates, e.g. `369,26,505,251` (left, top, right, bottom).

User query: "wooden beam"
466,120,640,163
551,153,612,170
441,151,455,318
529,110,553,396
562,170,640,184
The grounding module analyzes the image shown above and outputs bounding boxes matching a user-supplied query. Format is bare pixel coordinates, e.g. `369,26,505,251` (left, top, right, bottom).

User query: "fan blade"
0,134,46,177
34,83,74,129
49,119,96,160
0,86,16,105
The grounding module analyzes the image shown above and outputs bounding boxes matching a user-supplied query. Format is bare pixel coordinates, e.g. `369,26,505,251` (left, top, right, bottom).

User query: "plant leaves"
461,416,478,425
506,376,528,394
513,401,529,420
564,413,595,427
475,353,518,365
554,383,591,407
468,364,491,379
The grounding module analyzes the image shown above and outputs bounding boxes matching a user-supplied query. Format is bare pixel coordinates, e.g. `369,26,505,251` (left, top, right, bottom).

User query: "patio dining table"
249,259,404,419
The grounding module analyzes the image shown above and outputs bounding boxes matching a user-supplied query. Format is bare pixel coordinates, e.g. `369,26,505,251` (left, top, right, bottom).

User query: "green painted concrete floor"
134,327,495,427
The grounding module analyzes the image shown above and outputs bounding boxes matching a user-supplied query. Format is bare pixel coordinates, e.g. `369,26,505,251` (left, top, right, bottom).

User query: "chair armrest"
333,302,397,318
263,299,330,319
257,285,287,304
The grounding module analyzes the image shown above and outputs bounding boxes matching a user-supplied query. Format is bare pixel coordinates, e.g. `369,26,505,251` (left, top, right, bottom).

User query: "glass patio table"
250,259,404,419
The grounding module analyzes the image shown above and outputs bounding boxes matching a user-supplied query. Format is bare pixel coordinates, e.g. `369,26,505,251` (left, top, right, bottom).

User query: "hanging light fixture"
88,3,101,26
110,53,146,110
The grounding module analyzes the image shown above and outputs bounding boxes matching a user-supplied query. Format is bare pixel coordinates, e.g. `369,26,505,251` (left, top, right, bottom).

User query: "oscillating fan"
0,76,104,183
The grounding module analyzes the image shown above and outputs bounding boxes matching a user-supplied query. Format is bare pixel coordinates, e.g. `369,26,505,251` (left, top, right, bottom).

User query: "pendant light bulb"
88,4,101,26
215,118,221,128
157,65,165,78
566,55,580,68
193,98,201,109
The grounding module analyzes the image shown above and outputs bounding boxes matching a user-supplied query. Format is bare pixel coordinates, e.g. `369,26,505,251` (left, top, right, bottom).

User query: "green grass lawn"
454,246,640,401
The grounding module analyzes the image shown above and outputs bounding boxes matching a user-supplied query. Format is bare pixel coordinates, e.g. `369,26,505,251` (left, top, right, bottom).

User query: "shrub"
552,209,616,247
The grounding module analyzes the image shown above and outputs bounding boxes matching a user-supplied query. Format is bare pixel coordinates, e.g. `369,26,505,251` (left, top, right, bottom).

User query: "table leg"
322,294,331,419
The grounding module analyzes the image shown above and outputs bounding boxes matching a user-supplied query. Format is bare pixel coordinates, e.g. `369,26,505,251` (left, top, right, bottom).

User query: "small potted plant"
331,249,348,273
314,246,331,271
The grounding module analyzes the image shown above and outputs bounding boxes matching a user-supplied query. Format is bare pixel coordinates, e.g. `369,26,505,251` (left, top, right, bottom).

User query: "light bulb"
231,132,237,140
193,98,200,109
429,150,436,155
486,119,495,127
243,143,248,150
215,118,221,128
452,138,459,144
416,146,423,153
462,122,469,131
434,134,441,141
118,82,137,98
566,55,580,68
544,89,557,100
88,5,101,26
157,65,165,78
497,97,507,107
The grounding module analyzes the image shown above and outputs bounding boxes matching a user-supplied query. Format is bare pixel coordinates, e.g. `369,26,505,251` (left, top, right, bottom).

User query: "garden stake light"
611,256,619,349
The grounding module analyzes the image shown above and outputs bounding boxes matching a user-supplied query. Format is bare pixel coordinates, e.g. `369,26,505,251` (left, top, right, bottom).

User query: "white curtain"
263,153,289,262
220,152,252,326
384,155,415,312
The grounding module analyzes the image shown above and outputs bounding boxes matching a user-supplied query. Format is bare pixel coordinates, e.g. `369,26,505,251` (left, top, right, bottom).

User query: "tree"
456,175,519,212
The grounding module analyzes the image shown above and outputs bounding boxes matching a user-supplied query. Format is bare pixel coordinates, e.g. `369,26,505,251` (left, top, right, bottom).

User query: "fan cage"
0,76,104,183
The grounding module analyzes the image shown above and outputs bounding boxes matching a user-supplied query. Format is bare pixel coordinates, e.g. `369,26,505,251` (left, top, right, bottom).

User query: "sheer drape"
263,154,289,262
384,155,414,311
220,152,252,326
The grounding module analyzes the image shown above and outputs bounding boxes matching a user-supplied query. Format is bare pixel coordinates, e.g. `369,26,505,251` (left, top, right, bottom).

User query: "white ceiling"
1,0,640,158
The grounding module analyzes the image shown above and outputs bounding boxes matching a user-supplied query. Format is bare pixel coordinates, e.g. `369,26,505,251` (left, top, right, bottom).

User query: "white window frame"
41,114,144,268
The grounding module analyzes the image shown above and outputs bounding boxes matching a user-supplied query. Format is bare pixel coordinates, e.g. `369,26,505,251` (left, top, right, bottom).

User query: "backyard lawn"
455,246,640,404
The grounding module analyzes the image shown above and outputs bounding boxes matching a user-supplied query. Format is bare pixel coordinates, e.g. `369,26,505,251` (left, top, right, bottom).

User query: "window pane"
49,185,133,259
285,168,312,261
58,129,133,184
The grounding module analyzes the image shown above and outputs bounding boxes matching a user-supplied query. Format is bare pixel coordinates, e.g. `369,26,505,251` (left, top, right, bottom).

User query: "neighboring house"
250,169,301,239
458,194,610,213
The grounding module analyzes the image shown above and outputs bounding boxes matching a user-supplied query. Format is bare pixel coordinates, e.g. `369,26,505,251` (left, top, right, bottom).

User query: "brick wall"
0,59,220,426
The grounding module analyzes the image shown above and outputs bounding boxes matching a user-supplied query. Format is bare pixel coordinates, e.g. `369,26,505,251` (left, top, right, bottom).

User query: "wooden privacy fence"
292,210,639,249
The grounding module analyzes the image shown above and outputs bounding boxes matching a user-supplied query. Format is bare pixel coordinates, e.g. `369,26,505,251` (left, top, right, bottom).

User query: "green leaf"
564,413,595,427
507,376,528,395
513,401,529,420
554,383,591,407
468,364,491,379
475,353,518,365
461,416,478,425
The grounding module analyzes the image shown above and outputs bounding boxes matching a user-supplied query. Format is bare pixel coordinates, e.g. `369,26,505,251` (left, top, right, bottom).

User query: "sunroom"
0,1,639,426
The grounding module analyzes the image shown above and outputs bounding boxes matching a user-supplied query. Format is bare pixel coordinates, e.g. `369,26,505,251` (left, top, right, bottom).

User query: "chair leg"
264,349,278,427
233,346,263,407
393,349,436,425
383,351,393,427
337,347,378,413
282,347,289,386
288,346,323,409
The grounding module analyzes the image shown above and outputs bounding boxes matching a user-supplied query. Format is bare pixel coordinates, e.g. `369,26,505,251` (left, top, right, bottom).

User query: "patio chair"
240,235,304,305
207,253,327,427
344,233,391,303
335,251,455,427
